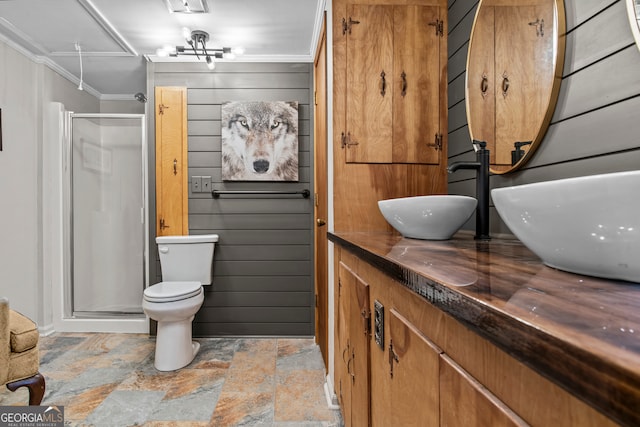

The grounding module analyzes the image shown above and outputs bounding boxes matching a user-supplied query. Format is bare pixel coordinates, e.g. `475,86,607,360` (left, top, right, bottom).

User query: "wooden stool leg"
6,372,46,405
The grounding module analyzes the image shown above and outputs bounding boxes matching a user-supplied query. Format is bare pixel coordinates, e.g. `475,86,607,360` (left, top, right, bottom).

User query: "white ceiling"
0,0,325,98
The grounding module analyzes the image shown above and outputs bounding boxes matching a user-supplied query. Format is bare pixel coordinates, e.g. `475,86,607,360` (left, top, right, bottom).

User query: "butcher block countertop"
328,231,640,426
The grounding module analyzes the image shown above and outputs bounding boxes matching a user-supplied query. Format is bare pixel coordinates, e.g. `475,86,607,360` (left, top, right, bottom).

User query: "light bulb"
206,55,215,70
232,47,245,56
182,27,192,43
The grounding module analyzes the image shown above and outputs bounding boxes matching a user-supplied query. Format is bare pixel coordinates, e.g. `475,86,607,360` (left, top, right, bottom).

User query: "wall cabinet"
334,246,615,427
342,4,444,164
155,86,188,236
331,0,448,233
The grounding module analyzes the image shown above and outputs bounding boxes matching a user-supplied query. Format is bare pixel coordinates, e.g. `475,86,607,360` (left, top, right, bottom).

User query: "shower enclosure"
66,114,147,319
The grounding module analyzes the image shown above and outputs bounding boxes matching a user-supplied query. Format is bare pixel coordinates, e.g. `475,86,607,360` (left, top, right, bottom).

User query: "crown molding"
0,32,101,98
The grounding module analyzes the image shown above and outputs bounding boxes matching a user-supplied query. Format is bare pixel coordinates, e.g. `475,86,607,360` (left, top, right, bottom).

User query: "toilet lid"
144,281,202,302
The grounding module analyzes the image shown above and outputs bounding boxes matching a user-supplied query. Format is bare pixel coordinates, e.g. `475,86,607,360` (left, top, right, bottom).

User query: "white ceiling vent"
164,0,209,14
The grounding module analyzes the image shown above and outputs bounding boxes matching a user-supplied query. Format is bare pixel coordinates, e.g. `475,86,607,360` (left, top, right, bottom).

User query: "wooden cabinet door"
155,86,188,236
388,307,441,427
336,262,353,423
349,270,371,427
345,4,443,165
345,4,393,163
337,261,371,427
393,5,441,164
440,354,528,427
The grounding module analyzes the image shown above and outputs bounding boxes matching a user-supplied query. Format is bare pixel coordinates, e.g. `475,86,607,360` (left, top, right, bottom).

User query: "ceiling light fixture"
165,29,243,70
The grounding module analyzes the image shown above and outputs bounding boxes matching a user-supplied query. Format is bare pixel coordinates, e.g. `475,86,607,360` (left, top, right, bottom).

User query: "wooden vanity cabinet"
334,245,617,427
342,2,444,164
336,249,517,426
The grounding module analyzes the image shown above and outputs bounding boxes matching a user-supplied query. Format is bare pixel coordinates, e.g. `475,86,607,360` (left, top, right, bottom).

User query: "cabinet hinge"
342,17,360,35
158,103,169,115
315,294,319,308
341,132,359,149
389,339,399,378
427,133,443,151
428,19,444,37
159,217,170,231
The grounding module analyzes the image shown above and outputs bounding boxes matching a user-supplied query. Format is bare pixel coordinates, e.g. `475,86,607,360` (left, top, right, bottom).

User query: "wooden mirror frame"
465,0,566,175
628,0,640,53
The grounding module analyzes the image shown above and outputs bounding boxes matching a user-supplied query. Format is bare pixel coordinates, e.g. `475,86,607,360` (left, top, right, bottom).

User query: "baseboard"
324,374,340,409
52,317,149,333
38,323,56,336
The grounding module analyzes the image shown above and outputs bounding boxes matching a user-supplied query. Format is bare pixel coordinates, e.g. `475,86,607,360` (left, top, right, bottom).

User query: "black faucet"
447,140,491,241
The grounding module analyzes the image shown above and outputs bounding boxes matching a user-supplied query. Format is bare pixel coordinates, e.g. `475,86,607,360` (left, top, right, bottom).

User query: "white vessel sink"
492,171,640,283
378,195,477,240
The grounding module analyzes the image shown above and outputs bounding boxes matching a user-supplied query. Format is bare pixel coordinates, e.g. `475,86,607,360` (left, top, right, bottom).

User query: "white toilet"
142,234,218,371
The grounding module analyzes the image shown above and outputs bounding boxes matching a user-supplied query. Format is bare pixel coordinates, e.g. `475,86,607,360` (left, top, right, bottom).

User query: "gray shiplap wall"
148,62,314,336
447,0,640,236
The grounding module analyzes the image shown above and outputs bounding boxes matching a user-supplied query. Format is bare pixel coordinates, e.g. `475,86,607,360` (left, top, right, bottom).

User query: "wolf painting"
221,101,299,181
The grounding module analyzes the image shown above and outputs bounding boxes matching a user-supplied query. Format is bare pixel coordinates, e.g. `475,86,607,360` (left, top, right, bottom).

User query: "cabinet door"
155,86,188,236
346,4,393,163
388,308,441,427
440,354,528,427
349,270,371,427
337,262,371,427
336,262,353,423
393,5,441,164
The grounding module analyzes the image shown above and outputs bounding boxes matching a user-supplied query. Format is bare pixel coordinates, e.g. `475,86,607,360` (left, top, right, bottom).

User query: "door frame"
314,13,329,367
55,111,149,333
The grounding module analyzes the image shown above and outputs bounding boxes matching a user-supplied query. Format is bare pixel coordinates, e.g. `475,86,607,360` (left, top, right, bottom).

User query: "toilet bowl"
142,234,218,371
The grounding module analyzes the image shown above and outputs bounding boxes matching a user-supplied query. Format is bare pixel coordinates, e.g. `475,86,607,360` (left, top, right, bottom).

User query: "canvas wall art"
221,101,299,181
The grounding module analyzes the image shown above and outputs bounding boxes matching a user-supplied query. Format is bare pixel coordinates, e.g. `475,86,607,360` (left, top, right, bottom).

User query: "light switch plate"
191,176,202,193
201,176,212,192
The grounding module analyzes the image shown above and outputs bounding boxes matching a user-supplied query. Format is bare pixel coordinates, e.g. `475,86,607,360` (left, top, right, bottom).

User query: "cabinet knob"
317,218,327,227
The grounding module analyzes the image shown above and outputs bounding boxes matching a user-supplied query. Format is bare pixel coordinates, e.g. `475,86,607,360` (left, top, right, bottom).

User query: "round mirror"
628,0,640,52
465,0,566,174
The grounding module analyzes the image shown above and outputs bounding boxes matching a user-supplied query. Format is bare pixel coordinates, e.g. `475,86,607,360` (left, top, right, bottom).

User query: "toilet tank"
156,234,219,285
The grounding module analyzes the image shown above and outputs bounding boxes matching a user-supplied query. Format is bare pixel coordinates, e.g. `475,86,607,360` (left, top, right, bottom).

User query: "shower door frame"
61,112,149,331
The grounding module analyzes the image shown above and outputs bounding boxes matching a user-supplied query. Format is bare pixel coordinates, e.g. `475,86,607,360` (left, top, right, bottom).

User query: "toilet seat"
144,281,202,303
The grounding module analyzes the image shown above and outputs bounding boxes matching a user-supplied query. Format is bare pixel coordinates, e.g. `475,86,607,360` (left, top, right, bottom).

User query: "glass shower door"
70,115,146,316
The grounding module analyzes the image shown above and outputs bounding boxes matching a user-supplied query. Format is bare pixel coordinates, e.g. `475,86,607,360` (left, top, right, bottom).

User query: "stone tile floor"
0,333,343,426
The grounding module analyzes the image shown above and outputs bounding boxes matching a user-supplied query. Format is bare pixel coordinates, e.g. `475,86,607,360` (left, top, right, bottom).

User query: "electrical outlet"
191,176,202,193
374,300,384,349
201,176,212,192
